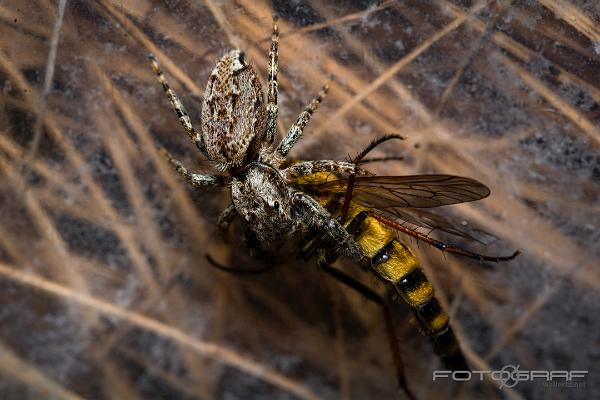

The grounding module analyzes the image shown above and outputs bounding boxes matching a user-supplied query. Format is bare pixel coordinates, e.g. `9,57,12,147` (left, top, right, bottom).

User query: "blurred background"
0,0,599,399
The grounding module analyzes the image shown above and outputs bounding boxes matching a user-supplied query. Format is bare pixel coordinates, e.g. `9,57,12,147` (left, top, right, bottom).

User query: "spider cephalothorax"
230,163,296,242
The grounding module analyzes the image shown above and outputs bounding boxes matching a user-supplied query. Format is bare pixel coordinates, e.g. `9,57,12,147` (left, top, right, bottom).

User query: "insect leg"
265,15,279,147
317,257,381,303
149,54,206,155
206,254,272,274
316,253,416,400
217,203,237,233
160,148,224,188
276,81,330,158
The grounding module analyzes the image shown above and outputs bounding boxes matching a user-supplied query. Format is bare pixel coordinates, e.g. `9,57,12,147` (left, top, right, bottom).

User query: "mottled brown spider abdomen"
201,50,267,171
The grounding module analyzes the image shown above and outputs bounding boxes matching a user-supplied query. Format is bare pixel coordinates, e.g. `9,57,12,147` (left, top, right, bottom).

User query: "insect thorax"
230,164,296,242
201,50,267,171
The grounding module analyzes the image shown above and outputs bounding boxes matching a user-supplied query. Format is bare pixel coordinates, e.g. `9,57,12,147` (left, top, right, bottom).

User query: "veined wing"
312,175,490,208
290,172,494,241
292,170,510,256
381,207,497,244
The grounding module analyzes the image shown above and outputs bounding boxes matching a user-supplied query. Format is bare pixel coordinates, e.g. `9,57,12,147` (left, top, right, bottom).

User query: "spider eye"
237,50,246,64
274,201,280,209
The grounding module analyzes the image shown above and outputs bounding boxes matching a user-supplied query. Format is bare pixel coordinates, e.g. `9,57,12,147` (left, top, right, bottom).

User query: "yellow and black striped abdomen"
341,204,468,370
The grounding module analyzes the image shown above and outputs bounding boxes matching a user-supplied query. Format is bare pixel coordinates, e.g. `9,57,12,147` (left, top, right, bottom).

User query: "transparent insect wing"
383,207,498,245
201,49,267,171
313,174,491,208
290,171,497,242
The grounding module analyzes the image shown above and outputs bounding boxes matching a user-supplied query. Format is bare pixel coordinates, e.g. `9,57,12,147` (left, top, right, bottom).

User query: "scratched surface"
0,1,598,399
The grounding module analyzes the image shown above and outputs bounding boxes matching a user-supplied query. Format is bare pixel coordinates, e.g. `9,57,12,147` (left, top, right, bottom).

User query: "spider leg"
282,160,368,181
149,54,206,156
316,252,415,400
160,148,224,188
217,203,237,233
241,228,269,260
265,14,279,147
300,229,327,261
291,192,368,266
276,81,330,158
208,209,272,274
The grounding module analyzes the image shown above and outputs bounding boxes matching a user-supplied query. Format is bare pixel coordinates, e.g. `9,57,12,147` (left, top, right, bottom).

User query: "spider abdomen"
201,50,267,171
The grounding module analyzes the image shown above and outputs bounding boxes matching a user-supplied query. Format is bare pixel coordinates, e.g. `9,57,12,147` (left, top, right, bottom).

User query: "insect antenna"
359,156,404,164
367,211,519,262
353,134,405,164
341,134,404,219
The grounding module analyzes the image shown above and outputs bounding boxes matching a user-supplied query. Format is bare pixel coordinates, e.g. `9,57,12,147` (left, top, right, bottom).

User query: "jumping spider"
150,16,369,267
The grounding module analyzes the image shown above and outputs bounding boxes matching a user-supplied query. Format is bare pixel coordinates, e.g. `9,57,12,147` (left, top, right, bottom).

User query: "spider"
149,15,369,267
149,15,518,399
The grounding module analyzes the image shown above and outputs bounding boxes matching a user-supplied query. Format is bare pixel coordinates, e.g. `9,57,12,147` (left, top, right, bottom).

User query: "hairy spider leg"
216,203,238,233
213,227,270,265
241,228,269,260
209,206,274,274
276,81,331,158
265,14,279,146
160,148,223,188
149,54,206,155
316,254,416,400
283,160,364,182
292,192,369,267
